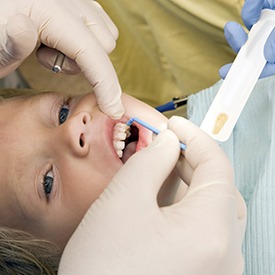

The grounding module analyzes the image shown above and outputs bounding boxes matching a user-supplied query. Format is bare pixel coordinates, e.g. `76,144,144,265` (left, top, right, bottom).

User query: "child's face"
0,91,167,245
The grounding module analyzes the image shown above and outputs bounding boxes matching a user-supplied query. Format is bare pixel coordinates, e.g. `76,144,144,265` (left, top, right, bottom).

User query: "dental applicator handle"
127,117,186,150
200,9,275,142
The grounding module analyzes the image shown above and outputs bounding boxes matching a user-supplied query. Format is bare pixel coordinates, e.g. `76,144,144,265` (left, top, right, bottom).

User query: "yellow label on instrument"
213,113,228,135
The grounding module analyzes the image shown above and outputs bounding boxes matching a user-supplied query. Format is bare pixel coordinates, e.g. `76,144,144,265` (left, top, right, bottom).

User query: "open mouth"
113,123,139,163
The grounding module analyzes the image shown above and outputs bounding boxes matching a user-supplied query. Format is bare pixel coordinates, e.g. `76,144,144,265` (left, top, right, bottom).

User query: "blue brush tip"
126,118,134,126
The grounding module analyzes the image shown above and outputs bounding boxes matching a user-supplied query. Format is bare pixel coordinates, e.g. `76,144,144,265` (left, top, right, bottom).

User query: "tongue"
121,141,137,163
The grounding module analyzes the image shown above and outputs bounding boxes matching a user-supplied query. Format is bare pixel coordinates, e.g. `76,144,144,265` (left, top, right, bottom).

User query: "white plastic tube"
200,9,275,142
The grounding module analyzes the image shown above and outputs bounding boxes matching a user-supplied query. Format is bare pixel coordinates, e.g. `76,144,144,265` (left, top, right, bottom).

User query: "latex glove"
0,0,123,118
219,0,275,79
58,116,246,275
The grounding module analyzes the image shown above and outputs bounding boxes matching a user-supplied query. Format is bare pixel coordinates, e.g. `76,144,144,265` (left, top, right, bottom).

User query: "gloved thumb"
168,116,233,186
221,23,275,79
219,63,232,79
0,14,38,78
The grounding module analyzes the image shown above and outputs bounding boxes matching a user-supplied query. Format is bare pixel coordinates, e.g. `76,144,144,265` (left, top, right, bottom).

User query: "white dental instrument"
200,9,275,142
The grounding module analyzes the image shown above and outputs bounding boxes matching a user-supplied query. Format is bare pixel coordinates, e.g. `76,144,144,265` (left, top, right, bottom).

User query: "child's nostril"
82,116,88,125
79,134,84,147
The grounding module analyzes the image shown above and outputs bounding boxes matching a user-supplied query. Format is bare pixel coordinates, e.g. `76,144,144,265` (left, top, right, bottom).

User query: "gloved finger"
81,17,116,55
175,154,194,185
36,2,124,119
36,46,81,75
219,63,232,79
242,0,263,29
92,1,119,39
264,28,275,63
74,0,118,54
63,32,123,119
224,22,248,53
104,129,180,209
219,62,268,80
82,6,118,54
0,14,37,78
167,116,234,191
233,185,247,246
260,62,275,78
219,22,248,79
81,3,118,54
64,0,118,55
233,185,247,221
219,43,273,80
61,32,123,119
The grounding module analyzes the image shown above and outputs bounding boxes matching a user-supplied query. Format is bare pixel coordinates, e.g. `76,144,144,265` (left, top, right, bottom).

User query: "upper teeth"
113,123,131,158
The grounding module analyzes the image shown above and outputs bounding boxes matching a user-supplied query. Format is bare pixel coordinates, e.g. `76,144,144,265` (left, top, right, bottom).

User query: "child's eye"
44,170,54,198
59,97,71,125
59,105,69,125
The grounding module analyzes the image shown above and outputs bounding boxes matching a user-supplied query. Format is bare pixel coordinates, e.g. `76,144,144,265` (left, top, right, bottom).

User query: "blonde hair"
0,227,62,274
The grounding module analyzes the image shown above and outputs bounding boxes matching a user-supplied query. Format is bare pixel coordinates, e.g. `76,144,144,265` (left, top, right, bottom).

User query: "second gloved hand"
219,0,275,79
58,116,246,275
0,0,123,118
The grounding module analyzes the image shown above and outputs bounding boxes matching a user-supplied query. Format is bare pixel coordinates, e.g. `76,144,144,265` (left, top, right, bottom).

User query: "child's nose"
61,111,91,157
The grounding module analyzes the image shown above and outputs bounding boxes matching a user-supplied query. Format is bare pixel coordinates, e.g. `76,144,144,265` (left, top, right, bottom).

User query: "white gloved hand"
0,0,123,118
58,116,246,275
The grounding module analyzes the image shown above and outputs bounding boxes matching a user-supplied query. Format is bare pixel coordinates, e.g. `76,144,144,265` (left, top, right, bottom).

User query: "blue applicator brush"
126,117,186,150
